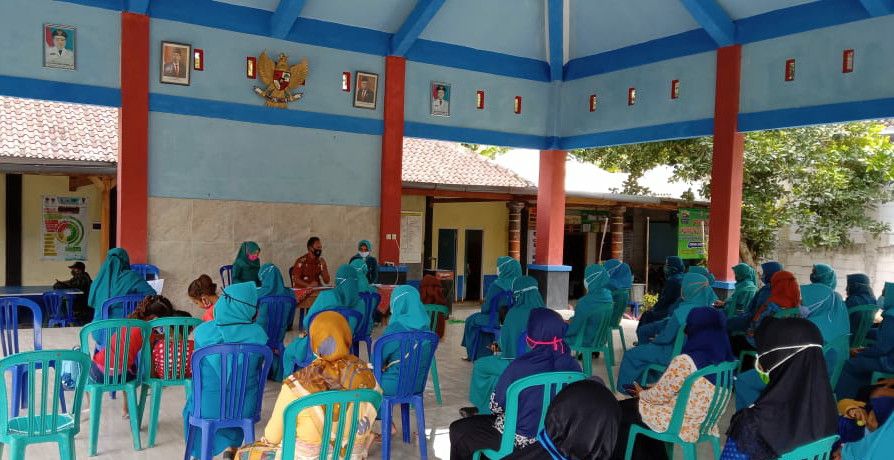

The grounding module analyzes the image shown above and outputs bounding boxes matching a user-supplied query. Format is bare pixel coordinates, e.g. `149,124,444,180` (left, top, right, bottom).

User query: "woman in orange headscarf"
731,270,802,366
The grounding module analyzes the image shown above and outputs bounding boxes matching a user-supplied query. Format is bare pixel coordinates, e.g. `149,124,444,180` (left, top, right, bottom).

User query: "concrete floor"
8,304,732,459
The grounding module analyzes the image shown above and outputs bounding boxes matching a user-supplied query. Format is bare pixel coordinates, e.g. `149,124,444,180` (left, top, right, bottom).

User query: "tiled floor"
10,305,732,459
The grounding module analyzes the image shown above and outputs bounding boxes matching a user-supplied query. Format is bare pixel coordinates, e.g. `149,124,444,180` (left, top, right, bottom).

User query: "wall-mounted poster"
400,212,423,264
42,196,89,261
430,81,450,117
160,41,191,86
677,207,709,259
43,24,76,70
353,71,378,110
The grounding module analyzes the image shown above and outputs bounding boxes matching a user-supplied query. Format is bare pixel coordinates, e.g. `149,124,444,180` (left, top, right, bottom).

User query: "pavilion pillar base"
528,264,571,310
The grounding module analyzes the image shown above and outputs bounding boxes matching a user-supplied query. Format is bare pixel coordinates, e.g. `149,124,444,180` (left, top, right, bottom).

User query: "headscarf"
883,282,894,316
764,270,801,309
687,265,716,286
257,263,295,299
733,263,758,285
349,259,376,294
292,311,376,394
810,264,837,290
846,273,877,307
332,265,360,307
760,261,784,286
583,264,614,305
385,285,428,332
233,241,261,284
728,263,759,313
672,273,718,324
494,256,523,291
665,256,685,276
603,259,633,290
419,275,447,306
357,239,372,256
87,248,152,309
681,307,734,383
801,264,849,342
505,379,621,460
512,276,546,310
500,276,545,359
494,308,581,439
194,281,268,345
727,318,837,460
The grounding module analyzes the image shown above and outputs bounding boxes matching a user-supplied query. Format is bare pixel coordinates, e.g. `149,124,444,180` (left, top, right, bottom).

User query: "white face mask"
359,251,370,258
755,343,822,384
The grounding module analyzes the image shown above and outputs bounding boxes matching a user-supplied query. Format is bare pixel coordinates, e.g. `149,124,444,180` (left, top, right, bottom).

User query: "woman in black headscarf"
504,378,620,460
721,317,837,460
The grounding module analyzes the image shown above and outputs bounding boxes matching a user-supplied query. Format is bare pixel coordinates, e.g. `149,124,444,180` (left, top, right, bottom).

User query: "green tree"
462,143,511,159
571,122,894,263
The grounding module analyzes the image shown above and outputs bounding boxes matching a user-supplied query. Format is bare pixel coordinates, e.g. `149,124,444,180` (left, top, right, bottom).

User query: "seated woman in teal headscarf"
715,263,757,318
462,256,522,361
378,285,431,395
256,263,296,332
637,256,685,329
617,273,717,392
232,241,261,286
349,239,378,284
350,258,379,335
183,282,268,460
846,273,877,340
465,276,544,415
687,265,716,286
282,265,363,371
565,264,615,348
88,248,156,343
604,259,633,320
728,260,783,333
836,282,894,399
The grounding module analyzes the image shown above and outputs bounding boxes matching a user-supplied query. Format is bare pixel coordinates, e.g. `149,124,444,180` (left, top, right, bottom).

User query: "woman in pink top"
188,274,219,321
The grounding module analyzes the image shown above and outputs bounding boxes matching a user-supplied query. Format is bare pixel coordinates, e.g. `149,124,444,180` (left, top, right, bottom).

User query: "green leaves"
572,121,894,260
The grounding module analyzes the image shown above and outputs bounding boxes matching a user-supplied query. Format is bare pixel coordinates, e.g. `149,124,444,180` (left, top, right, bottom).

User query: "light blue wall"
148,112,381,206
0,0,119,90
150,18,385,120
404,61,550,137
740,15,894,116
560,52,716,137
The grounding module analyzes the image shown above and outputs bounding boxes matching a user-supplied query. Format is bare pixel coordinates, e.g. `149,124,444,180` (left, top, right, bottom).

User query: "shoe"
459,407,479,418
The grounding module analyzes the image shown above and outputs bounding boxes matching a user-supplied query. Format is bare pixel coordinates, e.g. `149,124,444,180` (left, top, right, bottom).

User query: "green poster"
677,208,709,259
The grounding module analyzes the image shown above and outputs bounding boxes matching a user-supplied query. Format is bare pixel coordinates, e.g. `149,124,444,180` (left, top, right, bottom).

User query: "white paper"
148,279,165,295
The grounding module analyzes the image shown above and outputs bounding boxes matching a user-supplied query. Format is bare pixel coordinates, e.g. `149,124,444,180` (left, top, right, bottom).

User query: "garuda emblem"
253,50,309,108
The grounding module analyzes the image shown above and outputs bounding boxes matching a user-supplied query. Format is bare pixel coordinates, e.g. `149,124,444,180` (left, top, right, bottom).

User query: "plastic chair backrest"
130,264,160,280
288,266,295,287
258,295,297,347
80,319,152,386
372,331,439,397
358,292,381,335
220,264,233,288
280,389,382,460
189,343,273,422
777,435,839,460
569,304,614,351
665,361,736,439
42,291,69,323
486,290,514,330
0,350,90,437
0,298,43,356
147,317,202,381
848,304,878,348
492,372,586,456
610,288,631,327
823,334,850,388
423,304,449,333
100,294,146,320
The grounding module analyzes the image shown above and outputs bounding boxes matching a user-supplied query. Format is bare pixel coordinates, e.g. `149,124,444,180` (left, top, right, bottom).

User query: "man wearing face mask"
54,261,93,322
292,237,331,309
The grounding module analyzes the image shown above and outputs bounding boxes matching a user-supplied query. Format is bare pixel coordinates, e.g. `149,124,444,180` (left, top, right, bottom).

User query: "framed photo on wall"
430,81,450,117
160,41,191,86
43,24,76,70
353,71,378,110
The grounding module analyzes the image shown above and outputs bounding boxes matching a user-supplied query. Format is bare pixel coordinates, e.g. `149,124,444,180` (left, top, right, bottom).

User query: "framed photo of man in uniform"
353,71,378,110
430,81,450,117
43,24,76,70
160,41,191,86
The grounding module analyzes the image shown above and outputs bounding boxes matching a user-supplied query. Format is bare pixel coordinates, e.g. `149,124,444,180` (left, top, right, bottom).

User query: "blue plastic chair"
219,265,233,288
0,298,63,418
280,389,383,460
130,264,160,280
42,291,74,328
0,349,91,460
258,295,297,381
372,331,439,460
100,294,146,321
184,343,274,460
289,308,364,372
356,292,381,358
423,304,449,405
470,290,514,361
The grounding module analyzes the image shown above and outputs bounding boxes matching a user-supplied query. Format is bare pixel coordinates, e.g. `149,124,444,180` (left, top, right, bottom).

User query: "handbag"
234,440,278,460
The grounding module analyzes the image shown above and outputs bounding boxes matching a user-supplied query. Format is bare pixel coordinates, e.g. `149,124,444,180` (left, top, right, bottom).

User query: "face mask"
513,285,538,304
526,335,565,353
359,251,370,258
247,254,259,261
313,249,322,257
756,343,822,384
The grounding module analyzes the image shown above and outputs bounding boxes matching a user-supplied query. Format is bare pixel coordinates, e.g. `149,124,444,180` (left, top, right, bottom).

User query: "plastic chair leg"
604,351,616,392
183,426,196,460
59,434,75,460
710,437,721,459
365,339,372,362
88,388,102,456
8,439,24,460
430,358,443,405
414,398,428,460
683,442,697,460
617,325,627,351
125,389,143,450
200,425,214,460
624,427,640,460
582,351,593,376
10,369,22,417
381,400,393,460
401,403,411,444
148,384,164,447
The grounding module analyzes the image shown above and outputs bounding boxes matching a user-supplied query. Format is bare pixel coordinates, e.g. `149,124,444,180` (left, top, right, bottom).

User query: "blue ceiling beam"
270,0,308,39
857,0,894,16
547,0,563,81
390,0,446,56
678,0,735,46
124,0,150,14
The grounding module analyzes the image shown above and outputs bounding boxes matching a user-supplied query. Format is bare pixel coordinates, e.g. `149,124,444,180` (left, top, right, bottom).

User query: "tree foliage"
571,122,894,261
462,143,511,159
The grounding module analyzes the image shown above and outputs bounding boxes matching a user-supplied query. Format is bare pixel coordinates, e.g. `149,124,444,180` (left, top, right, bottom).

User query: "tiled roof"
402,137,534,189
0,96,118,163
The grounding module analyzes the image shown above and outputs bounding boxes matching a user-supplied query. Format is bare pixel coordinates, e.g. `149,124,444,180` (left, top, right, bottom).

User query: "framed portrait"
43,24,76,71
353,71,378,110
430,81,450,117
160,41,191,86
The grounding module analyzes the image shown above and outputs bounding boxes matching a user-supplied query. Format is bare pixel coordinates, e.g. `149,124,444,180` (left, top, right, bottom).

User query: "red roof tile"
402,137,534,189
0,96,118,163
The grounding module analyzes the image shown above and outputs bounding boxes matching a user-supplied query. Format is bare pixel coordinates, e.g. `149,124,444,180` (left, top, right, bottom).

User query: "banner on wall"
677,207,709,259
42,196,89,261
400,211,423,264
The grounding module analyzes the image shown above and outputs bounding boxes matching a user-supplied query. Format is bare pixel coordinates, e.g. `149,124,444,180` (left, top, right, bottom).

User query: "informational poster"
400,212,423,264
42,196,89,260
677,207,709,259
